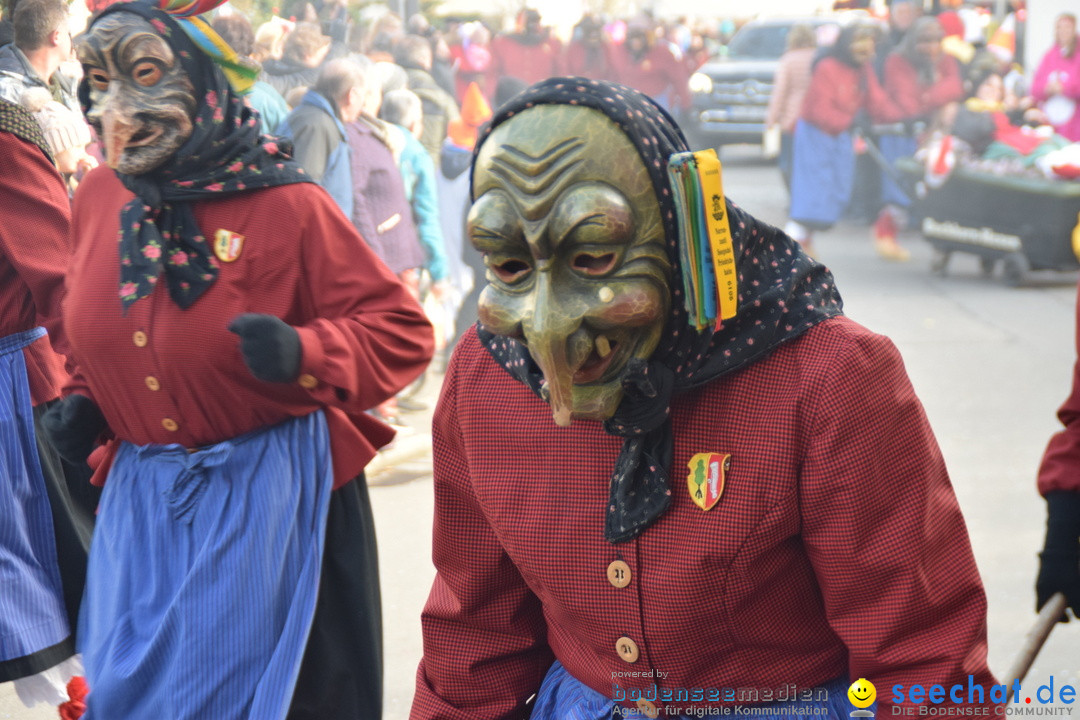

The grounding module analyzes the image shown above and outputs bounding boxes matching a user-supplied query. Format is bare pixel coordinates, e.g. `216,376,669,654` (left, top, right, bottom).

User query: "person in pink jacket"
1030,13,1080,142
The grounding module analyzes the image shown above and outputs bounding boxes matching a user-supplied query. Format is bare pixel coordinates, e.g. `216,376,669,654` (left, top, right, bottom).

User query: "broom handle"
1002,593,1068,699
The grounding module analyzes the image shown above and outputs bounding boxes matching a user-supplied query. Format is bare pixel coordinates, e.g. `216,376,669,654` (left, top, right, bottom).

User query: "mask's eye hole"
490,258,531,284
88,68,109,91
572,252,617,276
132,61,163,87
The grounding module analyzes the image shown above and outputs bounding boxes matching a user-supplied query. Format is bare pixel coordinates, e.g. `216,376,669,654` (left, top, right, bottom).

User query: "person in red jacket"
488,9,563,88
0,98,95,712
874,16,963,261
42,1,433,717
1034,282,1080,622
564,14,618,82
786,23,903,258
611,21,690,113
411,77,998,720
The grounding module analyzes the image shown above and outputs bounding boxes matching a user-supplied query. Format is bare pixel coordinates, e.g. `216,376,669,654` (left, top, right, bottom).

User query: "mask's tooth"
596,334,611,358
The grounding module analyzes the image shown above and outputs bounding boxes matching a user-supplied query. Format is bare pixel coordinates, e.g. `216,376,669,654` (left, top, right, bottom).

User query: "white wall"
1025,0,1075,77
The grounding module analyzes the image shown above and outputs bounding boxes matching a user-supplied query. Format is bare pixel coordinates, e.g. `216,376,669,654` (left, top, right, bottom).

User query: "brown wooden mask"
471,105,671,426
78,13,196,175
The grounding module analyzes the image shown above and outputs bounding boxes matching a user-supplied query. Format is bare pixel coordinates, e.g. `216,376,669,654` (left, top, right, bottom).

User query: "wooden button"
607,560,631,588
298,373,318,389
133,330,148,347
636,699,659,718
145,376,160,391
616,636,639,663
161,418,179,432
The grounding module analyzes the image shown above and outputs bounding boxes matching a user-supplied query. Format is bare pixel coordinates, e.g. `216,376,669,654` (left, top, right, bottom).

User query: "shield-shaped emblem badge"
687,452,731,511
213,229,245,263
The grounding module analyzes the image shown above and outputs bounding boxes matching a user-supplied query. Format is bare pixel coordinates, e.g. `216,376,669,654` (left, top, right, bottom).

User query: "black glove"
40,394,107,465
228,313,302,383
1036,491,1080,621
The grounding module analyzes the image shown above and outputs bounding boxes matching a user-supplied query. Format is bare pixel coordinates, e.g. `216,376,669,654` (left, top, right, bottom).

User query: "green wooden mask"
471,105,671,426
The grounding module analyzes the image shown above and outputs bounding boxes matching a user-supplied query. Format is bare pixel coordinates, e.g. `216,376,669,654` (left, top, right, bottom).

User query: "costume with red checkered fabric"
411,78,997,720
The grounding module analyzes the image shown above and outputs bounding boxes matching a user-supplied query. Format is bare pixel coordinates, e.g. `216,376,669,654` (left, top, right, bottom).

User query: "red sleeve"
411,340,554,720
866,64,907,124
1038,282,1080,495
293,186,434,413
801,59,859,136
0,132,71,353
923,55,964,110
883,54,925,118
800,331,999,716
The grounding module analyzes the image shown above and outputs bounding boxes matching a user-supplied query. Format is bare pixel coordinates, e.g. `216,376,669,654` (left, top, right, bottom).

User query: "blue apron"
0,327,69,663
532,661,867,720
79,410,334,720
790,119,856,230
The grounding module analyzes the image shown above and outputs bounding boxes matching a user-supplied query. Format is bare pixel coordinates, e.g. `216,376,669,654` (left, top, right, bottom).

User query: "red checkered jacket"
412,316,997,719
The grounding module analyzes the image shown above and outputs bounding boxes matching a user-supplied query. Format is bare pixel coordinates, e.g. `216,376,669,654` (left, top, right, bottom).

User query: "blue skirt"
79,411,334,720
0,327,69,664
532,661,866,720
789,119,855,230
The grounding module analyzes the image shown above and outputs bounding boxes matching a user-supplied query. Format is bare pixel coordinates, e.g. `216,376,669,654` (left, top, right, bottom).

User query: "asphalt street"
3,146,1078,719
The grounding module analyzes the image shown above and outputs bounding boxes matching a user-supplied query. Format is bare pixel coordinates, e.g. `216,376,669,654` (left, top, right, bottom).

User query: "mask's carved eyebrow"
488,137,585,220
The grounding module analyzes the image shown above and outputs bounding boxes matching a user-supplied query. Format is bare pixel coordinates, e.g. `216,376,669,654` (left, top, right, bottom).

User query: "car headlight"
688,72,713,94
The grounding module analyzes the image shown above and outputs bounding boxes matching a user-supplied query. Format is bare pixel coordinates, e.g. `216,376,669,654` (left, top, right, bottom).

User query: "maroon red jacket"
800,56,904,136
882,52,964,121
564,40,619,82
1038,282,1080,495
489,33,564,87
65,168,433,488
611,42,691,110
412,317,997,719
0,126,70,405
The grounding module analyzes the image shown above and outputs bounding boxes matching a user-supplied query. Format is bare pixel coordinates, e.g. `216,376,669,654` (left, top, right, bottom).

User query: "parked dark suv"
682,16,846,152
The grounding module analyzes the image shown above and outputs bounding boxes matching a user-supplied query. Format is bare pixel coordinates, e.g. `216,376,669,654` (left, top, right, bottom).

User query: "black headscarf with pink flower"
81,1,312,311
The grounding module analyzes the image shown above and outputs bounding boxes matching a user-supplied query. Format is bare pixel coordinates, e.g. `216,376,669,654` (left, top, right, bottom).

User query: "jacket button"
161,418,179,432
145,376,160,391
616,636,639,663
607,560,631,588
298,373,318,389
133,330,148,347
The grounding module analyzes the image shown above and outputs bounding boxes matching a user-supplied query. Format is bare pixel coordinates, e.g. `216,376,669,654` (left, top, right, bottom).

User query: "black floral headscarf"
79,1,313,311
473,78,844,543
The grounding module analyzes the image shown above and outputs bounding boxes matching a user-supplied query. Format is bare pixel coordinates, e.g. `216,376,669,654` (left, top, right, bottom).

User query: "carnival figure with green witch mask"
41,0,433,717
411,78,998,720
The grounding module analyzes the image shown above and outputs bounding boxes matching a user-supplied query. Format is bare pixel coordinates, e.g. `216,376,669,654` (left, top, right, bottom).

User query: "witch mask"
471,105,671,426
78,13,196,175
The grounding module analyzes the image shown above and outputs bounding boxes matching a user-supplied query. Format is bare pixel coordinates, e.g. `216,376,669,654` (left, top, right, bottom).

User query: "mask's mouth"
573,333,620,384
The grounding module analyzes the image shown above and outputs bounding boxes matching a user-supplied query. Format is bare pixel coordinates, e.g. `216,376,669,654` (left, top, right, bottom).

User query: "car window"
726,25,794,60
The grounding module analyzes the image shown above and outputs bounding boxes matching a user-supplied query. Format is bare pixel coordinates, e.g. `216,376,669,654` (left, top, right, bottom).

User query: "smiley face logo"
848,678,876,709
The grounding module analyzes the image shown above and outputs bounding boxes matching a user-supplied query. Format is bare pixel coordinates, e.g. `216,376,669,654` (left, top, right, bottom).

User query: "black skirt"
287,473,383,719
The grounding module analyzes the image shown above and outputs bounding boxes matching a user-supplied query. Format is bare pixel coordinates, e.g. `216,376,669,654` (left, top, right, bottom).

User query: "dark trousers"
287,474,383,719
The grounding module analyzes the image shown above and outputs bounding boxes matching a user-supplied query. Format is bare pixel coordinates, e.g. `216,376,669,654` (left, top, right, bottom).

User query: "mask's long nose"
100,107,136,170
524,267,587,427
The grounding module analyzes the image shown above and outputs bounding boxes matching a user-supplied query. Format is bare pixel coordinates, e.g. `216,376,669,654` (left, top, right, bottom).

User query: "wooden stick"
1003,593,1068,702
